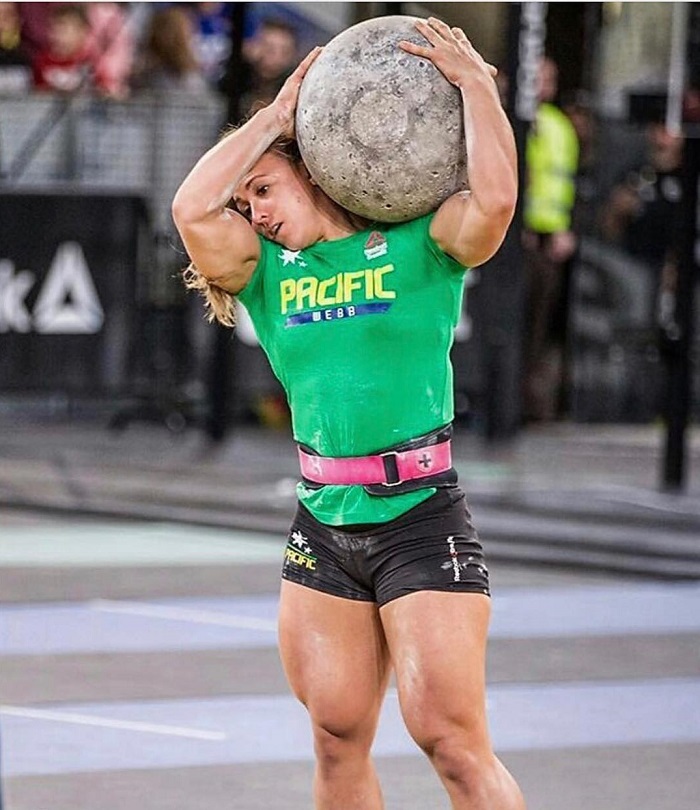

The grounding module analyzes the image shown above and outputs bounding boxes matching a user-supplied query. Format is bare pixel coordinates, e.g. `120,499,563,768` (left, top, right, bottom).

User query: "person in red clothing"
32,3,92,93
85,2,134,99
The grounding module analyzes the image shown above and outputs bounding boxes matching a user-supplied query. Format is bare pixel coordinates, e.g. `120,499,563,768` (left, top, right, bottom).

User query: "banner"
0,192,146,393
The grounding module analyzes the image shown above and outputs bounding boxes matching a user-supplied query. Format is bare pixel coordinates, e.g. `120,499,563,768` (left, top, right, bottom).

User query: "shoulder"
383,214,433,242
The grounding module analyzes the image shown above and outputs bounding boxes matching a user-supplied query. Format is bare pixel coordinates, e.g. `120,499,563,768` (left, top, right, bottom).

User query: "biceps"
177,209,260,293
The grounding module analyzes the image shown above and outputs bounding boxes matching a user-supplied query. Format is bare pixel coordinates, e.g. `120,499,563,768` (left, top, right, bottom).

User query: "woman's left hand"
271,46,323,137
399,17,497,89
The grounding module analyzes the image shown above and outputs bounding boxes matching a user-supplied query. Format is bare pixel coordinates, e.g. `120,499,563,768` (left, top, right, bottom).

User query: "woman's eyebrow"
243,173,267,190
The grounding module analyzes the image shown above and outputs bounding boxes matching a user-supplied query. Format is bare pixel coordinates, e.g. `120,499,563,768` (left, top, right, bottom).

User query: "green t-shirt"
237,213,467,526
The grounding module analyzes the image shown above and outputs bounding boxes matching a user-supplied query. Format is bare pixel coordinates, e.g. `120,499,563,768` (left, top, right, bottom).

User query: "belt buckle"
379,450,401,486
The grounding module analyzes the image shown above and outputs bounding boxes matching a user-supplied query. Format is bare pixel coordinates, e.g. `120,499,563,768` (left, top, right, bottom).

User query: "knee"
409,720,493,789
427,735,490,787
312,720,375,773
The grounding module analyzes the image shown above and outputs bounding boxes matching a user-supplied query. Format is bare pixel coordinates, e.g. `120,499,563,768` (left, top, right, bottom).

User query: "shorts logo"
363,231,388,260
446,535,461,582
441,539,489,583
285,529,318,570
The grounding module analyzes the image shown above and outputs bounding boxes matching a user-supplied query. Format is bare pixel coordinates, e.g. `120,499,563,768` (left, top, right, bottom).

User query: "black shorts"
281,487,490,607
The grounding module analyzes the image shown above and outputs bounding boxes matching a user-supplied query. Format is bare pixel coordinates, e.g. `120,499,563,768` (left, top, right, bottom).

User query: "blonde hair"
182,264,238,327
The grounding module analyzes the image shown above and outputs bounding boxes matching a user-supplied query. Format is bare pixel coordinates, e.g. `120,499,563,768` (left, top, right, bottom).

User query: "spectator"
522,56,580,422
219,16,298,124
16,1,52,61
190,2,231,89
85,2,134,99
562,89,600,238
131,5,207,95
600,121,683,267
0,1,31,95
600,119,684,350
31,3,93,93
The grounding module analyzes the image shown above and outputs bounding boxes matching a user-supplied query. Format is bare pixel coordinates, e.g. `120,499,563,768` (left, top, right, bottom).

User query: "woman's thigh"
380,590,492,749
278,580,391,733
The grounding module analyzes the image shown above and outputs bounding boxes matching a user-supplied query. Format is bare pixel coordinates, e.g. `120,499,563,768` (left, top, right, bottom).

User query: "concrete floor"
1,509,699,809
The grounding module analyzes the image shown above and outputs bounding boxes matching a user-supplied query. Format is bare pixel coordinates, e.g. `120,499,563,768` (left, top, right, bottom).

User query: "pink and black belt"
298,430,453,488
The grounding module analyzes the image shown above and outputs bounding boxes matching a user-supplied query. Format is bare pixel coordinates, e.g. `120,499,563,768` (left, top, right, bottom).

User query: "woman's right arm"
172,106,280,295
171,47,321,296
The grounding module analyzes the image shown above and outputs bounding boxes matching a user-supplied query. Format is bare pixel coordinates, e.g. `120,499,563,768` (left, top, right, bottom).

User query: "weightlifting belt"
298,437,453,487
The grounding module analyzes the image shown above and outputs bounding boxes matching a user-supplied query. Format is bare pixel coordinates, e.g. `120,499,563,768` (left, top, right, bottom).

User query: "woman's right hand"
399,18,497,91
271,46,323,137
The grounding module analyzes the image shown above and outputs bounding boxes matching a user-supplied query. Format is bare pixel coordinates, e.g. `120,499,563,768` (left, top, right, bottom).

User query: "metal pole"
662,3,699,490
662,133,699,490
666,2,689,136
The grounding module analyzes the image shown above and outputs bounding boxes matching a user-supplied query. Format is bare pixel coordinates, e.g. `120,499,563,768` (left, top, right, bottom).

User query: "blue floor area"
1,583,699,656
2,581,700,779
3,678,700,776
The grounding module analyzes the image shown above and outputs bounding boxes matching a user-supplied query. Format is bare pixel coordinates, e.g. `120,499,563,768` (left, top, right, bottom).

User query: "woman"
173,17,524,810
131,6,207,94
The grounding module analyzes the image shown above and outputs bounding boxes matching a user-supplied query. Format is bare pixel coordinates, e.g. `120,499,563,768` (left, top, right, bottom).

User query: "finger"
287,48,322,92
486,62,498,77
426,16,453,38
398,40,434,59
413,18,442,46
304,45,323,64
295,46,322,75
453,28,479,57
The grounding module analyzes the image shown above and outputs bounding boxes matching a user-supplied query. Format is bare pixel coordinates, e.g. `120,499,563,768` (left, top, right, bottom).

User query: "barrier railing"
0,91,227,233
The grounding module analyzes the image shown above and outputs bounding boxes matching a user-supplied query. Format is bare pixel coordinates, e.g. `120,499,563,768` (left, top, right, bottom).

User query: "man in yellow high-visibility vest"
522,56,579,422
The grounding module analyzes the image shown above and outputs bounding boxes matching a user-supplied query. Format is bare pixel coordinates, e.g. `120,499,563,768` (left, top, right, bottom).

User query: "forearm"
401,19,517,265
459,72,518,218
172,105,285,223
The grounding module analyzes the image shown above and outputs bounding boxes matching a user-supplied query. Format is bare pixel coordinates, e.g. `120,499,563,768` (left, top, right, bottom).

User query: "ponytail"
182,263,237,328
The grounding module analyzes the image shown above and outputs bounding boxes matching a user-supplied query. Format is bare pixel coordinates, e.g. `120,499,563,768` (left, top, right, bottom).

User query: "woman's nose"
250,206,269,227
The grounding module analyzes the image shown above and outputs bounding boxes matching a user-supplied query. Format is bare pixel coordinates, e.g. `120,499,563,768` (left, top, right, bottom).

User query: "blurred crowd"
0,1,299,113
519,55,687,424
0,2,693,430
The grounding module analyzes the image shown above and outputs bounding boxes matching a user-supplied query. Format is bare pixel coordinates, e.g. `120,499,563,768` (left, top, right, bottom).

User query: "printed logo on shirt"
278,248,307,267
284,529,318,570
363,231,388,260
279,264,396,327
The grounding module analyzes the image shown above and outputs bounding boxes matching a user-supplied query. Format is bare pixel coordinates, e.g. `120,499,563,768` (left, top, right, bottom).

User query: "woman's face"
233,152,320,250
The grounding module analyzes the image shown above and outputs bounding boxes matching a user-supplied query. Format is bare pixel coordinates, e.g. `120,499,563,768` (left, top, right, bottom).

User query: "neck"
312,187,364,242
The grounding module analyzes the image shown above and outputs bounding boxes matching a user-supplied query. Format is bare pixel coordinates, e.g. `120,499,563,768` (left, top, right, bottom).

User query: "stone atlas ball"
296,15,468,223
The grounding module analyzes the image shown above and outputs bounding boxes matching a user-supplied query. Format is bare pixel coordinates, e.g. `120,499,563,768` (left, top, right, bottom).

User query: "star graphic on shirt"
279,249,307,267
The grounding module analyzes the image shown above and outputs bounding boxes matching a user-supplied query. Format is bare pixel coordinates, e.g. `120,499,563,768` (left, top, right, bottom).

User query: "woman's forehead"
237,152,288,195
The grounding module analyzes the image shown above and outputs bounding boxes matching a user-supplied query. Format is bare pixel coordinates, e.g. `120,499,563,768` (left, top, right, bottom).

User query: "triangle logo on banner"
33,242,105,334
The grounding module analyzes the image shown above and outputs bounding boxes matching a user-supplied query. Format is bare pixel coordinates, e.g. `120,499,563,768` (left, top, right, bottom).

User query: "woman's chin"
279,235,309,251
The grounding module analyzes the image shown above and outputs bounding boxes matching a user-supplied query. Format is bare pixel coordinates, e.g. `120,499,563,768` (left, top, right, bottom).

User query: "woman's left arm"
400,18,518,268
